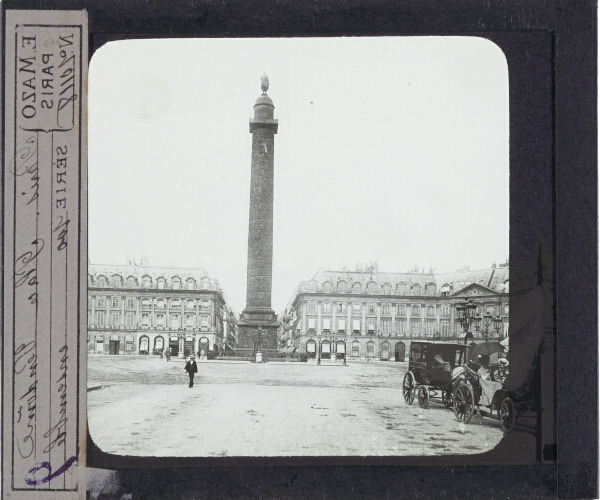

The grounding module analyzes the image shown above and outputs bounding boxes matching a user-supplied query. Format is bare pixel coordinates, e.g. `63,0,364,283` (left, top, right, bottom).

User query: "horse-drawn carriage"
402,342,470,409
402,340,522,433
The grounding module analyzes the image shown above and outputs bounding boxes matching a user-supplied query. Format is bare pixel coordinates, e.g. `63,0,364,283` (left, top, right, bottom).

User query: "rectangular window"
367,319,376,334
308,317,316,330
200,300,211,310
503,321,509,338
442,305,450,316
111,312,120,327
352,303,361,314
337,319,346,332
171,315,179,329
141,313,149,327
322,302,332,313
156,314,165,327
95,312,105,326
337,302,347,313
171,299,180,308
397,304,405,316
126,312,135,328
426,305,435,317
142,298,150,309
411,320,421,337
441,321,449,336
426,321,434,337
97,296,106,307
486,304,495,314
126,341,133,351
382,319,391,335
201,315,209,327
382,303,391,315
186,315,194,327
126,297,135,309
187,300,195,310
396,319,406,336
412,305,421,316
322,318,331,331
367,303,376,315
308,301,317,313
155,299,165,309
352,319,361,332
111,297,120,308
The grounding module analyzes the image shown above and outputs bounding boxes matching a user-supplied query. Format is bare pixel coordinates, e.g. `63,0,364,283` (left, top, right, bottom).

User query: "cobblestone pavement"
88,356,505,457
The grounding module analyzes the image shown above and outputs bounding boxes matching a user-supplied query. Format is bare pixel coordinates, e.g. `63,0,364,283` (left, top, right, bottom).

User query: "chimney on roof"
492,261,497,268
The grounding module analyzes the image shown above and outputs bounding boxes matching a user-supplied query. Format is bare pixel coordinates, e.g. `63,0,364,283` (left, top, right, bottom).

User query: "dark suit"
184,360,198,387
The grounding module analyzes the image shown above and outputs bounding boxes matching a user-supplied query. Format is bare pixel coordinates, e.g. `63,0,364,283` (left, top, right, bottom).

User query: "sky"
88,36,509,313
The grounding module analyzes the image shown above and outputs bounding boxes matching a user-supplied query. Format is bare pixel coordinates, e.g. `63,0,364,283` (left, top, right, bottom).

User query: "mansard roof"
88,263,222,292
293,265,509,298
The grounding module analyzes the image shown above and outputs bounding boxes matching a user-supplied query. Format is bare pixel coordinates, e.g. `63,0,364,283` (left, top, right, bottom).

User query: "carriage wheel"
402,371,415,405
442,389,454,408
498,397,517,434
453,384,475,424
417,386,430,409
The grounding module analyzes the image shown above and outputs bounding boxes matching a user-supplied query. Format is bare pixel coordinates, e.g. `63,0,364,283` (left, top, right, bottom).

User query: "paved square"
88,356,504,457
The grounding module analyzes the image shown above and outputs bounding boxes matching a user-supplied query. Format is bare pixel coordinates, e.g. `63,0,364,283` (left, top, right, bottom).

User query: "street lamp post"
454,299,478,344
255,326,263,362
473,312,503,341
317,332,321,365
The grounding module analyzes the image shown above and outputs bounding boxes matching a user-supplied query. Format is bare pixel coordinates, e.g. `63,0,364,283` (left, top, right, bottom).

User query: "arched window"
338,281,347,294
352,282,361,294
142,275,152,288
97,276,107,288
139,335,149,354
366,341,375,358
381,341,391,360
383,283,391,295
394,341,406,362
154,336,164,349
323,281,332,293
187,278,195,290
202,278,210,290
367,282,377,294
321,340,331,359
413,284,421,296
397,282,406,295
88,274,94,285
112,275,123,288
126,276,137,287
157,277,166,290
308,280,317,293
306,339,316,357
426,283,436,296
351,341,360,358
171,277,181,290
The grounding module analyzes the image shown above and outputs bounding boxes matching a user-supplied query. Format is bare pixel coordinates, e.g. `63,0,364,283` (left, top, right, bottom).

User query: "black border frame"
1,1,596,498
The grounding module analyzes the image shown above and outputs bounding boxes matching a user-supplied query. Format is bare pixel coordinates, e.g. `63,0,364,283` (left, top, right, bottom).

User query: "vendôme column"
237,75,280,360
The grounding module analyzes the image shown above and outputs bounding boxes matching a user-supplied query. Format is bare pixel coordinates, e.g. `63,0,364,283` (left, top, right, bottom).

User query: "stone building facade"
87,263,238,357
278,263,509,361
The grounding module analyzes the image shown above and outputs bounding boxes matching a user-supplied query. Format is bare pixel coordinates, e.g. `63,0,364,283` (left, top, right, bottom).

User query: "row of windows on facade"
89,312,213,329
301,281,507,296
89,296,217,311
304,301,509,316
298,317,509,336
305,340,412,359
302,281,439,295
89,275,213,290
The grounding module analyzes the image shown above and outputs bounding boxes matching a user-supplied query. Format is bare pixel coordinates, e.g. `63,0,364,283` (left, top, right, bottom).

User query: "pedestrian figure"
184,355,198,388
165,347,171,362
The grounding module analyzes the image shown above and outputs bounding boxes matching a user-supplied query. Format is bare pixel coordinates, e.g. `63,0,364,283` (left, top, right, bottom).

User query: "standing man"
184,355,198,388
